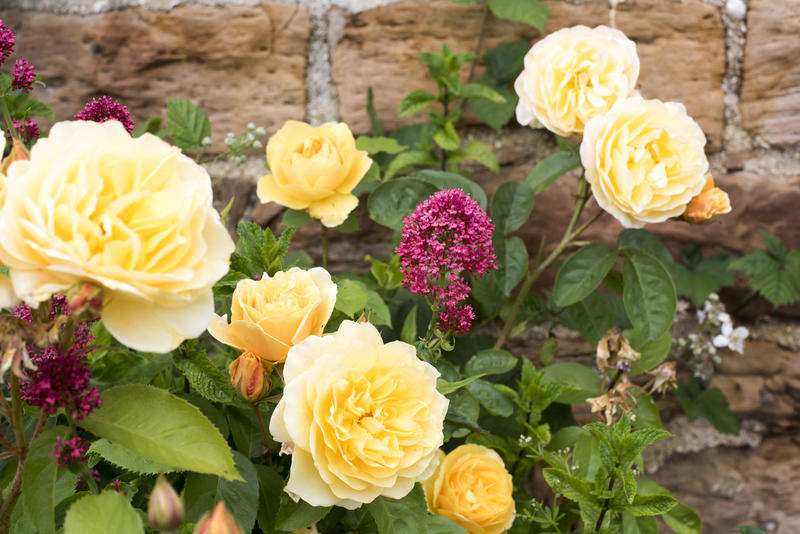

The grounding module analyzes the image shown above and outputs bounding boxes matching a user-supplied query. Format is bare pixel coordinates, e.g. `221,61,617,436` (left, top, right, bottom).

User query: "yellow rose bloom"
580,96,709,228
208,267,336,362
423,445,515,534
269,320,448,509
257,120,372,228
0,136,15,309
0,120,235,352
514,25,640,137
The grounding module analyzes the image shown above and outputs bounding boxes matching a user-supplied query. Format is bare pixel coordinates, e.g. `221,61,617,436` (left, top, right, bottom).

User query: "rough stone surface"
332,0,725,149
740,0,800,146
0,4,309,150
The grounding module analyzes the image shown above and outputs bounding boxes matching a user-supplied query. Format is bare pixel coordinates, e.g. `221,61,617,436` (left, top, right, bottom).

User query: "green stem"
494,177,595,349
0,376,31,533
252,405,270,450
0,99,19,142
321,225,329,270
9,376,26,453
441,88,450,171
594,470,617,532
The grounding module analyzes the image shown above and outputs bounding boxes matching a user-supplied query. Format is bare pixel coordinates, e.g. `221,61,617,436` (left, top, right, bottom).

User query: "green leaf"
540,362,601,403
464,349,517,376
448,140,499,173
632,394,662,429
617,229,674,270
275,492,332,531
675,254,735,307
627,329,672,376
356,135,408,155
23,99,55,120
166,97,211,151
459,82,506,103
539,336,558,365
133,117,164,138
625,494,677,517
401,305,418,344
63,491,143,534
698,388,739,434
174,342,235,404
433,122,460,151
554,244,618,307
427,514,469,534
744,254,800,307
255,465,283,534
367,87,385,137
729,249,780,277
437,375,483,396
491,181,535,234
22,426,69,534
407,169,488,209
365,290,392,326
484,40,529,85
736,528,766,534
622,512,657,534
525,152,581,194
758,229,787,261
79,384,240,481
367,484,428,534
494,236,528,295
87,439,176,474
487,0,551,31
233,222,293,278
547,426,586,452
565,292,621,345
622,251,676,341
282,208,314,228
384,150,440,180
466,379,514,417
398,89,438,118
468,85,517,132
335,279,370,317
368,178,438,230
663,504,703,534
353,161,382,196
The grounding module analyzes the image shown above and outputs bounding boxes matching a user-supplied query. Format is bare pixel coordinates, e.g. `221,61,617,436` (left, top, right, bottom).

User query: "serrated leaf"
79,384,240,481
166,97,211,151
23,99,55,120
433,122,460,151
234,222,293,279
174,343,235,404
625,494,677,517
540,362,601,403
675,253,735,307
407,169,488,208
487,0,551,31
22,426,69,534
87,439,176,474
437,375,483,396
491,181,535,234
758,229,787,261
448,140,499,173
368,178,438,230
367,484,428,534
729,249,780,277
622,250,676,341
663,504,703,534
466,379,514,417
398,89,438,118
356,135,408,155
525,152,581,194
464,349,517,376
63,491,143,534
554,244,618,307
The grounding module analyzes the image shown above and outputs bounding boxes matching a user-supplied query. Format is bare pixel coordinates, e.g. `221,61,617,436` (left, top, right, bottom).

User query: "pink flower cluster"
11,58,34,93
14,296,102,420
53,436,88,467
74,96,135,134
5,119,38,144
0,20,14,66
396,189,497,335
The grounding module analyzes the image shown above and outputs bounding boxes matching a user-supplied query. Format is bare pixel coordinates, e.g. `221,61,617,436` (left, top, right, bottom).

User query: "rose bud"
684,175,731,224
193,502,242,534
229,352,271,403
147,475,184,531
0,138,30,174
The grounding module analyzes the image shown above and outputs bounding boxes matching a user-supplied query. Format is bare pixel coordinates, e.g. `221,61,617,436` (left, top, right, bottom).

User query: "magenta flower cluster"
0,20,14,66
74,96,135,134
395,189,497,335
5,119,39,144
11,58,34,93
53,436,89,467
14,296,101,420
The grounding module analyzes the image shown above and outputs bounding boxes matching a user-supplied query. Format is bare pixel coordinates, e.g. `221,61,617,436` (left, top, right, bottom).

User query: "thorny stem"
321,225,329,270
494,177,596,349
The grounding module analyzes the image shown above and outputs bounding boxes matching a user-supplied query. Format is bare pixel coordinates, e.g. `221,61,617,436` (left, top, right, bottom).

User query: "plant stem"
9,376,26,453
0,376,32,533
441,88,450,171
494,178,595,349
253,406,271,454
321,225,329,270
0,99,19,142
594,471,617,532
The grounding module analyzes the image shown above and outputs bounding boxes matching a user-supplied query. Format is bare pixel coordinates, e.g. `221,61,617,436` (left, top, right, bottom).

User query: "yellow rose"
257,120,372,228
423,445,514,534
0,136,15,309
0,120,235,352
269,320,448,509
580,96,709,228
684,174,731,224
208,267,336,362
514,25,640,137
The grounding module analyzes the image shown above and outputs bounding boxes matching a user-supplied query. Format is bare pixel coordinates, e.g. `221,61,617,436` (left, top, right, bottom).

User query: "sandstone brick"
332,0,724,149
740,0,800,145
0,4,309,151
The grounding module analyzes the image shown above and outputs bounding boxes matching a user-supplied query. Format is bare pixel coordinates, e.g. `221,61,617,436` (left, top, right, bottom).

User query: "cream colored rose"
514,25,639,137
270,320,448,509
0,120,234,352
423,445,514,534
257,120,372,228
0,136,15,309
580,96,709,228
208,267,335,362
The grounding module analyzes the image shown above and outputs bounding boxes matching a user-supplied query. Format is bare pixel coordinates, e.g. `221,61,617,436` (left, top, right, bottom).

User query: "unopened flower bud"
148,475,184,531
1,138,30,174
229,352,271,403
193,502,242,534
684,175,731,224
66,283,102,316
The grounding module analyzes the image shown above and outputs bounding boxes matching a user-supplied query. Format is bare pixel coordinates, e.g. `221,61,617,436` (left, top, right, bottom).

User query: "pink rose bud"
147,475,184,531
193,502,243,534
229,352,271,403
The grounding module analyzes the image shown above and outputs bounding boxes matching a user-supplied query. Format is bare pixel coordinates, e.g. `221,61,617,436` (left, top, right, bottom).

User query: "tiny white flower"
717,312,731,324
247,122,256,130
201,136,212,147
712,322,749,354
252,140,262,149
